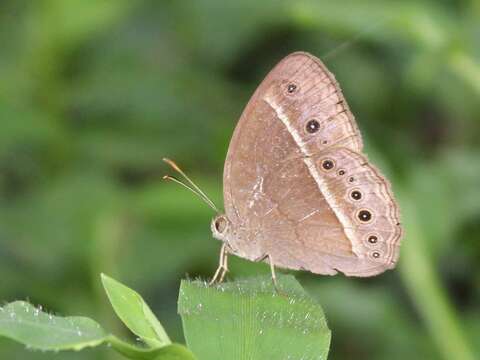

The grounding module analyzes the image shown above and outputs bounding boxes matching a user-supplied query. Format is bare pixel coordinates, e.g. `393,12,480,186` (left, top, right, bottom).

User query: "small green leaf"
178,275,331,360
0,301,107,351
101,273,171,348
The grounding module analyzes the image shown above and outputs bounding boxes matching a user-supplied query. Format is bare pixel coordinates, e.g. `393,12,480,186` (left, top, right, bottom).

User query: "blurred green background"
0,1,479,359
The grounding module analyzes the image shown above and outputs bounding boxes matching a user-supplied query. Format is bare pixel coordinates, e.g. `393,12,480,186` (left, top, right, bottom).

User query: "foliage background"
0,1,479,359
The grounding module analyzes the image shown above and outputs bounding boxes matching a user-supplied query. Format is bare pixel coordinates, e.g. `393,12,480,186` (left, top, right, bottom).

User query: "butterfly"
164,52,402,287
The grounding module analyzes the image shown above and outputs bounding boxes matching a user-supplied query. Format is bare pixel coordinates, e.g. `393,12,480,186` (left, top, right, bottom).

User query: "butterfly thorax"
211,214,266,261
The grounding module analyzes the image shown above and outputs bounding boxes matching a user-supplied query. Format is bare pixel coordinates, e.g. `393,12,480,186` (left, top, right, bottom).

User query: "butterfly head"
211,214,231,243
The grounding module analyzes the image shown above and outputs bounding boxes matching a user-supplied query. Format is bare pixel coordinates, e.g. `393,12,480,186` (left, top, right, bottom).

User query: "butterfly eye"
286,83,297,93
306,119,320,133
321,159,335,171
350,190,362,201
214,217,227,233
367,235,378,244
357,209,373,223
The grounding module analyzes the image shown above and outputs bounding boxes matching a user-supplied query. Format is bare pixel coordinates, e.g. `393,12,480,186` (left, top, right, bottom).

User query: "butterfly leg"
268,255,278,288
268,255,287,296
209,243,229,285
218,248,229,283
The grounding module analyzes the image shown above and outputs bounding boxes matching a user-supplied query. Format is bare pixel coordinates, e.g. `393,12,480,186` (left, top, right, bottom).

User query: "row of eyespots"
315,155,381,260
318,157,375,224
320,158,355,181
285,84,330,146
304,119,345,147
288,105,329,150
286,83,335,142
367,234,381,259
315,155,382,259
285,82,321,135
362,220,383,260
319,159,360,198
304,119,329,147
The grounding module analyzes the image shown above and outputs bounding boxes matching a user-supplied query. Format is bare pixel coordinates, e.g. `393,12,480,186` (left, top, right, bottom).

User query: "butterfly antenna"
162,175,218,211
322,16,391,61
163,158,219,213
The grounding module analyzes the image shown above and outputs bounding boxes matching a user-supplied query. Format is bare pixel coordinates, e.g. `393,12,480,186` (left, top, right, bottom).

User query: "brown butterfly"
164,52,402,287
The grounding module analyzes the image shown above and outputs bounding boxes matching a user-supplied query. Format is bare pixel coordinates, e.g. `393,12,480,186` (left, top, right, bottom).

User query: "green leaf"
0,301,107,351
178,275,331,360
0,301,195,360
101,273,171,348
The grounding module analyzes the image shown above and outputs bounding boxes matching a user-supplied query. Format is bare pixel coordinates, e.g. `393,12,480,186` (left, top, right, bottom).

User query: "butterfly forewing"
262,52,363,153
